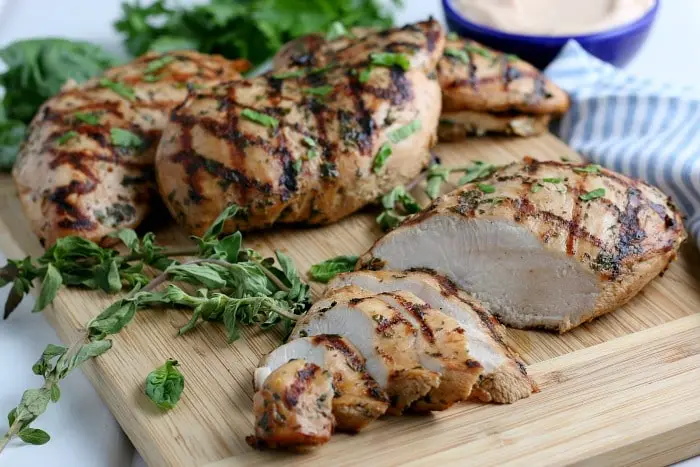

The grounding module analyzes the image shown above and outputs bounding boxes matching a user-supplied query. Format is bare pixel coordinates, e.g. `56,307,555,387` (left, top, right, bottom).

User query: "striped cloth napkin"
545,40,700,247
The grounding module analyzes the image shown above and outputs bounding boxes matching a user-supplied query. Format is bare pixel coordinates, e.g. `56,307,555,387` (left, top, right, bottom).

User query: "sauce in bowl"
450,0,657,36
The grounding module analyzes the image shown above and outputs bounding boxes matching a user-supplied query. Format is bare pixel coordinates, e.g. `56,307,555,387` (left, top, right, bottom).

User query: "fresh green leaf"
50,383,61,403
376,209,405,231
373,143,392,173
241,108,278,128
145,55,175,73
32,264,63,313
306,148,319,160
465,43,493,58
99,78,136,101
542,177,562,183
531,183,543,193
326,21,349,40
73,112,100,125
302,136,316,148
7,408,16,426
0,120,26,171
444,48,469,63
213,231,242,263
579,188,606,201
109,229,139,250
18,428,50,445
110,128,143,148
308,256,359,283
388,119,421,144
303,85,334,97
425,164,451,199
574,164,602,174
56,131,78,146
145,359,184,410
13,388,51,425
359,67,372,83
54,340,113,379
477,183,496,194
380,185,421,213
87,299,137,338
149,36,198,53
166,263,227,289
31,344,67,376
457,162,497,185
370,52,410,71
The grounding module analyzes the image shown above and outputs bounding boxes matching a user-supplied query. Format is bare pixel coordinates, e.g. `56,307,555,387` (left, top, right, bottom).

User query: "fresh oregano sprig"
0,205,310,453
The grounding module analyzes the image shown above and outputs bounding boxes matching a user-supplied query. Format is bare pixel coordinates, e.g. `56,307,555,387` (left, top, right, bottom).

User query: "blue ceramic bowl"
442,0,659,69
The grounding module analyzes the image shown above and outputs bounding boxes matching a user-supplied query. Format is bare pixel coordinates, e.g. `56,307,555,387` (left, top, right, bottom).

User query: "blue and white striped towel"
545,40,700,248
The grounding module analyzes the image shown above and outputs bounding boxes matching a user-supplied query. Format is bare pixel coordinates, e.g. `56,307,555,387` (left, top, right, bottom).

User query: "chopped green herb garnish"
306,148,319,160
240,109,279,129
145,55,175,74
531,183,543,193
99,78,136,101
308,255,359,283
388,119,422,144
574,164,601,174
458,161,496,185
561,156,571,162
477,183,496,194
110,128,143,148
465,43,493,58
293,159,303,174
542,177,562,183
143,74,161,82
447,32,459,41
272,70,304,80
373,143,392,173
57,131,78,145
74,112,100,125
359,68,372,83
302,136,316,147
506,54,519,62
579,188,606,201
370,52,410,71
445,48,469,64
304,85,334,97
326,21,350,41
320,161,338,179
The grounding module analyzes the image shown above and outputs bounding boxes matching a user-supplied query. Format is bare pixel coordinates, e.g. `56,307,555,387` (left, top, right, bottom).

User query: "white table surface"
0,1,698,466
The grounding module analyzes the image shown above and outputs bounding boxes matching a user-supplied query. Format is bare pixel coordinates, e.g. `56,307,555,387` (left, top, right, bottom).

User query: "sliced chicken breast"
246,359,334,450
358,159,686,332
370,290,483,411
289,291,441,414
255,335,390,432
156,20,445,236
13,51,248,246
328,270,535,403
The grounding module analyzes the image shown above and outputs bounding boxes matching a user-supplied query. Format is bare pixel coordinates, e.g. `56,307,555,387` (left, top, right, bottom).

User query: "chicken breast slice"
370,290,484,411
13,51,248,246
255,335,390,432
328,270,535,403
289,292,441,414
246,359,334,450
156,20,444,236
358,159,687,332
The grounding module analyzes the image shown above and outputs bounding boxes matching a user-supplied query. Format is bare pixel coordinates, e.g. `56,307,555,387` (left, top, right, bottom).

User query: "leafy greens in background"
114,0,401,66
0,38,118,170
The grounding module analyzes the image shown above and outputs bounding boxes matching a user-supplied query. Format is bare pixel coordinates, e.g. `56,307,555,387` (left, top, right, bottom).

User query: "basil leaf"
110,128,143,148
579,188,606,201
18,428,51,445
145,359,184,410
388,119,421,144
240,108,278,128
308,256,359,283
33,263,63,313
372,143,392,173
370,52,410,71
99,78,136,101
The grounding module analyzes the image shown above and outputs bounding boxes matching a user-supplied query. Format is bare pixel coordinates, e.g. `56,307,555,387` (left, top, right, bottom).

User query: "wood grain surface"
0,134,698,467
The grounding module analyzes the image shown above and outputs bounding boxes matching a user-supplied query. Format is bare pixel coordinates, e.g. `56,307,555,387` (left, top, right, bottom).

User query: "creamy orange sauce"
451,0,656,36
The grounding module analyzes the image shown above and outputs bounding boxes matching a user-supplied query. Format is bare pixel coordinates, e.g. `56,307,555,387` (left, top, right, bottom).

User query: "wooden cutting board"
1,134,699,467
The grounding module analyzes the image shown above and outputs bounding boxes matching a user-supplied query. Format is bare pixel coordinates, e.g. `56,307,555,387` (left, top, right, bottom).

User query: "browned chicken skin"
273,29,569,141
247,359,335,450
13,51,248,246
155,20,445,235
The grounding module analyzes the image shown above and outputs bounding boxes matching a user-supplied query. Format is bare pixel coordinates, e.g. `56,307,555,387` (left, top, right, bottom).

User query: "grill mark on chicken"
384,292,435,343
346,73,375,155
311,334,364,372
48,181,98,231
284,363,321,408
374,313,410,334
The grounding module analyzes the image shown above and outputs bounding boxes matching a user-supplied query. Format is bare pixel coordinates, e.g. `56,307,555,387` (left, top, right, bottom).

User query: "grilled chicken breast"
371,290,483,411
273,29,568,141
328,270,535,403
246,359,334,450
289,290,441,414
255,335,390,432
13,51,248,246
155,20,445,235
358,159,686,332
